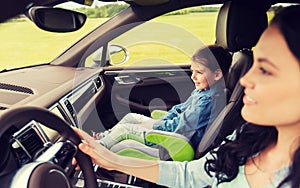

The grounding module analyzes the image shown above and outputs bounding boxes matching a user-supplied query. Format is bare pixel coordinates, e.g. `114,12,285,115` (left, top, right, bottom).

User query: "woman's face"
190,59,217,90
240,25,300,126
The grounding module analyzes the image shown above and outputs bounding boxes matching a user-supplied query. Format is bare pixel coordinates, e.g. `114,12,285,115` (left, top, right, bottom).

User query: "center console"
72,167,144,188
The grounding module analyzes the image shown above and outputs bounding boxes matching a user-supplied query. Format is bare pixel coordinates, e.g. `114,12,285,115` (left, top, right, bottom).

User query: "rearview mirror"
27,6,87,32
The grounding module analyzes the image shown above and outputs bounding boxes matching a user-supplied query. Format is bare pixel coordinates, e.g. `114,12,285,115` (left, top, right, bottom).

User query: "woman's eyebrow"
257,58,279,70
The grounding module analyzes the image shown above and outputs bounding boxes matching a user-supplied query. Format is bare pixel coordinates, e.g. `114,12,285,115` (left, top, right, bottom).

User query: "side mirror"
93,44,129,66
109,44,129,66
27,6,87,32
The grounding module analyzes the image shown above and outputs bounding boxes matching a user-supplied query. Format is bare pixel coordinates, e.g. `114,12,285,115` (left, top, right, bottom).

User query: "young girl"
95,44,232,150
74,5,300,188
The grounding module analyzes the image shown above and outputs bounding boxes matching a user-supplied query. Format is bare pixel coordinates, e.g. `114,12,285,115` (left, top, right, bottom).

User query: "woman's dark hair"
204,5,300,188
192,44,232,75
271,5,300,62
205,124,278,183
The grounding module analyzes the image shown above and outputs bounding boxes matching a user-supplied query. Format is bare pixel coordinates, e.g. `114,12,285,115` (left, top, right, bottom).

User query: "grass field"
0,18,108,69
0,12,218,70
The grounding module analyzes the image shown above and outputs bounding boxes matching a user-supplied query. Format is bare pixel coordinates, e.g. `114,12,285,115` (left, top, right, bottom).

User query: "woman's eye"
259,67,272,75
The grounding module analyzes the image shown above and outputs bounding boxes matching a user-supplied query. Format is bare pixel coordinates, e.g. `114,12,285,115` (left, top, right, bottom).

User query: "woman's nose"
240,69,255,89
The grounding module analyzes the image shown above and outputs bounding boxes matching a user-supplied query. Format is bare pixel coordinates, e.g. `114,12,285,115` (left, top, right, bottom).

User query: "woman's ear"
214,69,223,81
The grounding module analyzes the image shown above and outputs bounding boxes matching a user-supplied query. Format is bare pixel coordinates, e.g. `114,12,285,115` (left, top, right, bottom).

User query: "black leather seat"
195,1,268,158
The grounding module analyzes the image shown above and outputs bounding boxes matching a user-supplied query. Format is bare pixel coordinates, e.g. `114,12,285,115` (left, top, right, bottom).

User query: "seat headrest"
216,2,268,52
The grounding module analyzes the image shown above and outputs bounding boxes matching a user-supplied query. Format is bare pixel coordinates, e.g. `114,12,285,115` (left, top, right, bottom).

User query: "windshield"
0,18,105,70
0,2,124,71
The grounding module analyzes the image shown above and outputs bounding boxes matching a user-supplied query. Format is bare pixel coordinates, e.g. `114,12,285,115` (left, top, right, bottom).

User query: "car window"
82,4,290,68
84,6,220,67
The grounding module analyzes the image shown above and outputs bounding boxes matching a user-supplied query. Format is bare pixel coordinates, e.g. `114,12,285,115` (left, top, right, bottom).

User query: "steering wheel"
0,106,98,188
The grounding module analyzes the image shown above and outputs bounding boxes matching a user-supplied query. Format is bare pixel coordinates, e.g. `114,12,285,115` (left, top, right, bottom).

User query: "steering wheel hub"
11,162,70,188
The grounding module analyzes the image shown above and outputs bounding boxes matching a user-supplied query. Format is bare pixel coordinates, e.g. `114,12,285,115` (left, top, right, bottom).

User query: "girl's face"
240,25,300,126
190,59,220,90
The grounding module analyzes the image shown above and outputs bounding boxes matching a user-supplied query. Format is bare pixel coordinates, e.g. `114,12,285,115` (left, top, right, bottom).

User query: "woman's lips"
243,95,257,105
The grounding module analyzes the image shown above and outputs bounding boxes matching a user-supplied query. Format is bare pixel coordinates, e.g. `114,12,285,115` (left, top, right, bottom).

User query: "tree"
75,4,129,18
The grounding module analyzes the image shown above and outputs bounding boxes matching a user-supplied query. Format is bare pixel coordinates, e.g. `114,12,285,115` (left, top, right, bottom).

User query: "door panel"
97,65,194,129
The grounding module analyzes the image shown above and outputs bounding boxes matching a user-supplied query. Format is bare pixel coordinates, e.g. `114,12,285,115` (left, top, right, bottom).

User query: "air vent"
64,99,78,126
12,122,47,163
93,76,102,90
0,83,34,94
17,128,44,157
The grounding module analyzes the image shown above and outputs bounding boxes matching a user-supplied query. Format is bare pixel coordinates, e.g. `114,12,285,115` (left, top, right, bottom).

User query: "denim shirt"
152,82,226,149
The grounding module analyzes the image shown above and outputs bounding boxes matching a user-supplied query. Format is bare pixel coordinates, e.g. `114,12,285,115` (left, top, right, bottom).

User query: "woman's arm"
73,127,214,187
73,128,159,183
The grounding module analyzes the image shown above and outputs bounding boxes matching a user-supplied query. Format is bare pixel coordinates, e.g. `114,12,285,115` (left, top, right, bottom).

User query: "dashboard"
0,64,107,186
0,65,147,187
2,65,104,160
0,64,104,130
